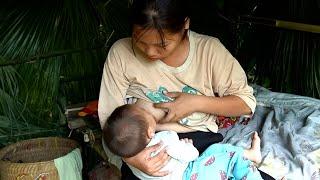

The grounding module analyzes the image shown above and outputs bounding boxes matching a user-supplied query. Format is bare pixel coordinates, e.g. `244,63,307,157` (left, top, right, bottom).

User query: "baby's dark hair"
103,104,149,158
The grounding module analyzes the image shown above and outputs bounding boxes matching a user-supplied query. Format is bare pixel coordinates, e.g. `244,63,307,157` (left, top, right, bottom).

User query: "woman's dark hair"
130,0,190,45
103,104,149,158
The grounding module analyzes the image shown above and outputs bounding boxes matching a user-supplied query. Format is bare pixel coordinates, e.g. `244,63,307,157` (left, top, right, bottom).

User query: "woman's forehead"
133,27,177,44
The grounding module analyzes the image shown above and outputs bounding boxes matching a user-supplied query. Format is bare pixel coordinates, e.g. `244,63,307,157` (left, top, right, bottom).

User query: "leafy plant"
216,0,320,98
0,0,129,146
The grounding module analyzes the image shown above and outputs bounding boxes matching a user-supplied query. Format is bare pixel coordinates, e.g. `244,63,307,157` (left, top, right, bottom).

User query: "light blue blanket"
54,148,83,180
219,85,320,180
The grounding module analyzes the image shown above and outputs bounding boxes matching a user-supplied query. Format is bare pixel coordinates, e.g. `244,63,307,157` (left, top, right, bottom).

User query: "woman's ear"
147,127,155,139
184,18,190,30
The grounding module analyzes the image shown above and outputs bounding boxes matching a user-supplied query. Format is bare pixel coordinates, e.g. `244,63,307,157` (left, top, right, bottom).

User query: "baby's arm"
164,132,199,162
167,138,199,162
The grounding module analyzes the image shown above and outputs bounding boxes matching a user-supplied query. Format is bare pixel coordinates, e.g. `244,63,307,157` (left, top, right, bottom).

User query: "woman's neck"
162,36,189,67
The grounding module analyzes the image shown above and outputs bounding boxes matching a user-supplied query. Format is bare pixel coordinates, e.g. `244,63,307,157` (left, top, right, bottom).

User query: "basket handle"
34,172,49,180
16,173,32,180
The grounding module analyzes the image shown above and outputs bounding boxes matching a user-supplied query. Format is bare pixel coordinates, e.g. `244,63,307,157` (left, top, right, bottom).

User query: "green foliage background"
0,0,129,146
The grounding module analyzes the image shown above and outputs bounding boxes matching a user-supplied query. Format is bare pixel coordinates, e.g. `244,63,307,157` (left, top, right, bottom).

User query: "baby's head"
103,104,156,158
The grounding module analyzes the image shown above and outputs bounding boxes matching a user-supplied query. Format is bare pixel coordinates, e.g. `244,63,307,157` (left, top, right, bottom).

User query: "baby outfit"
128,131,263,180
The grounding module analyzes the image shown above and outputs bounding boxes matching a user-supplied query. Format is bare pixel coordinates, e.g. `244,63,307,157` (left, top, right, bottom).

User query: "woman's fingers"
148,148,171,175
142,144,171,176
152,170,170,177
153,102,171,112
164,92,180,98
153,102,177,123
154,92,197,123
123,142,171,177
161,111,177,123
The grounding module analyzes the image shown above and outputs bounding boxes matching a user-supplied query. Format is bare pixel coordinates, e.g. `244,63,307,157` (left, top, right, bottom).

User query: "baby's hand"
180,138,193,144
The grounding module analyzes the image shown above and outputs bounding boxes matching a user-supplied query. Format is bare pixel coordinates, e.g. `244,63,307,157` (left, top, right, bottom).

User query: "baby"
103,104,263,180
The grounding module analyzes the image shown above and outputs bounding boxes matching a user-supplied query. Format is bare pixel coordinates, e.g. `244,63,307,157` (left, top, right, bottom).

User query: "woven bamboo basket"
0,137,79,180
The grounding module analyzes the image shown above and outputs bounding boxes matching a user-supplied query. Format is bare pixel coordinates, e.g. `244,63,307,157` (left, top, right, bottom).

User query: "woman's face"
132,26,186,61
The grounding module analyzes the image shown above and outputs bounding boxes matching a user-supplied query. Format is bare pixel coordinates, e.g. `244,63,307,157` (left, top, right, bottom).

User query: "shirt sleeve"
212,40,257,114
98,43,130,128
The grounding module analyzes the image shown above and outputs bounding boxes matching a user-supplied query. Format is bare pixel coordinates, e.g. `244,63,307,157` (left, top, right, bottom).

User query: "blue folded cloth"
54,148,82,180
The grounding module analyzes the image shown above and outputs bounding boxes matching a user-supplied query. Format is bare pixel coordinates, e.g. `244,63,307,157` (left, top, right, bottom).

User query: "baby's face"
132,105,157,133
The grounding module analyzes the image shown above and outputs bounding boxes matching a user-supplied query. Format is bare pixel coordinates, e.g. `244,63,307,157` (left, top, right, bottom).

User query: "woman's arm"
156,122,196,133
154,93,252,123
196,94,252,115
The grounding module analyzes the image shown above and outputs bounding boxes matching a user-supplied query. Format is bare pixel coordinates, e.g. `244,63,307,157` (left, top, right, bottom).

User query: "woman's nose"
145,46,157,57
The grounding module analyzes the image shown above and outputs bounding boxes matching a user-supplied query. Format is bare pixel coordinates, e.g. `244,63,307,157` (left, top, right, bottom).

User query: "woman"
98,0,273,179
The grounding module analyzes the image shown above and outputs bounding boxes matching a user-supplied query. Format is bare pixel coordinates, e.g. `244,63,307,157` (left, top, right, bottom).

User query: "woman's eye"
159,44,168,48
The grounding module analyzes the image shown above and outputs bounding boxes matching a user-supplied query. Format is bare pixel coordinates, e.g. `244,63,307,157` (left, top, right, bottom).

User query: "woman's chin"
147,57,160,61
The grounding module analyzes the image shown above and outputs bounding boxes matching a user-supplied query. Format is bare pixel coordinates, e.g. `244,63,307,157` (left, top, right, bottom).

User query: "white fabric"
128,131,199,180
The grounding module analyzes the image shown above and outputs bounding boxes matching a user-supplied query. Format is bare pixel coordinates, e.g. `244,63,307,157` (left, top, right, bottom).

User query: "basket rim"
0,159,55,166
0,136,79,165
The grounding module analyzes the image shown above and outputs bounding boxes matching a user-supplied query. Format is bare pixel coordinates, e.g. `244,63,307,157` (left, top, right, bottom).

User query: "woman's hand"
123,142,171,176
154,92,199,123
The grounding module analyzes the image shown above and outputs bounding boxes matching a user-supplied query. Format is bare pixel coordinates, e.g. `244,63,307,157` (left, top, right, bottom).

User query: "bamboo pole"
239,15,320,33
0,46,104,67
276,20,320,34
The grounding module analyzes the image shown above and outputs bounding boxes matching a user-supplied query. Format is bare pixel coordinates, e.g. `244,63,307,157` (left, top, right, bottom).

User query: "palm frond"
226,0,320,98
0,0,128,145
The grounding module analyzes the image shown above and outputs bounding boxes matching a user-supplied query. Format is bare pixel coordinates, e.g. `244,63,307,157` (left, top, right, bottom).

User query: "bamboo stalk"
276,20,320,34
239,15,320,34
0,129,58,138
0,46,103,67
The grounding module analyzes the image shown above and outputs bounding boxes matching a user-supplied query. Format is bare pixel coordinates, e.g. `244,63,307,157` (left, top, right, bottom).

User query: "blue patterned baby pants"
183,144,263,180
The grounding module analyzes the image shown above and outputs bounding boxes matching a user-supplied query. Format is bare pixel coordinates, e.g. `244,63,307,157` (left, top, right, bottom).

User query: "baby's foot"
249,131,262,164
